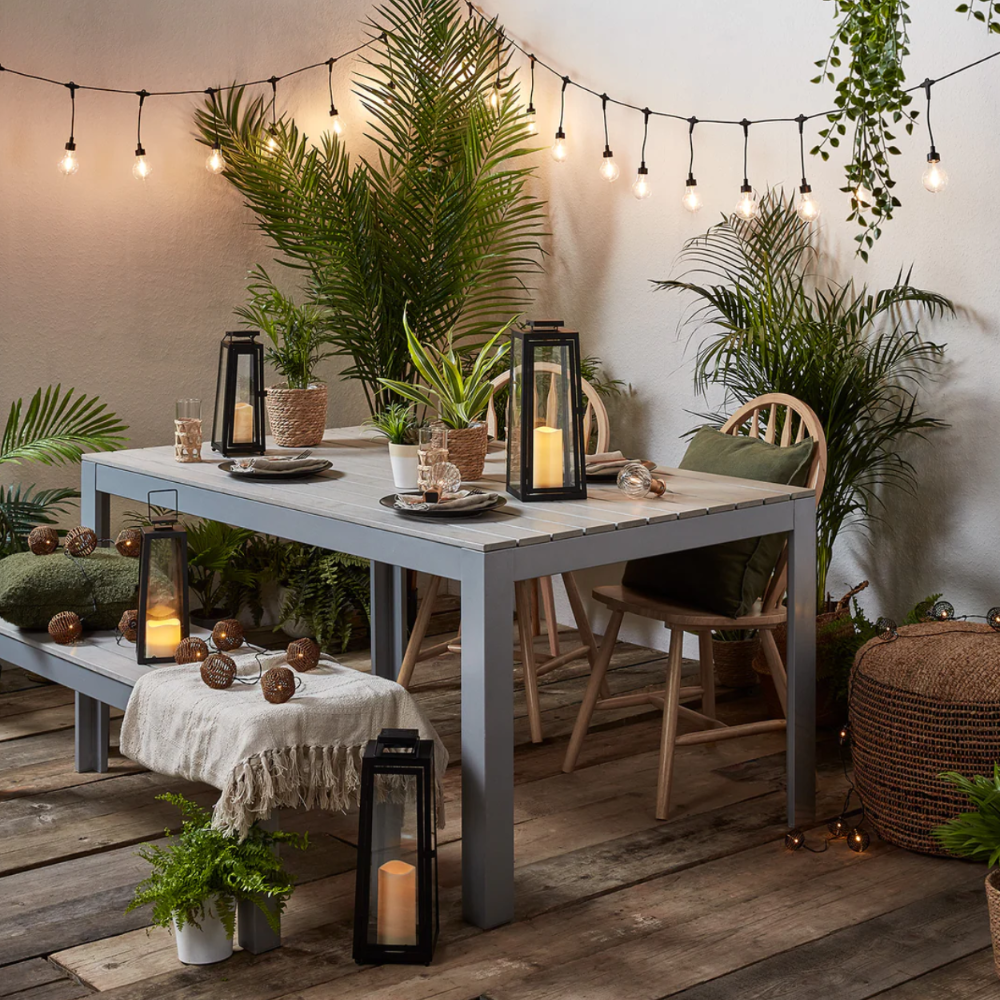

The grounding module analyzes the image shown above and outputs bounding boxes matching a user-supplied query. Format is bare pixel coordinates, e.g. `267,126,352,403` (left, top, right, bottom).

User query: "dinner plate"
585,459,656,482
219,459,333,480
379,492,508,518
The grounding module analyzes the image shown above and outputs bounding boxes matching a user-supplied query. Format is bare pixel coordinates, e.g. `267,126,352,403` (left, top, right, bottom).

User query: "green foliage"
234,266,336,389
380,312,512,429
655,191,952,602
934,765,1000,866
193,0,545,413
126,793,305,935
184,520,257,616
364,401,418,445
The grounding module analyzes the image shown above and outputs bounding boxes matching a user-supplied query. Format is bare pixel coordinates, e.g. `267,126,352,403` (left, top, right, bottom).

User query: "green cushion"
621,427,815,618
0,548,140,630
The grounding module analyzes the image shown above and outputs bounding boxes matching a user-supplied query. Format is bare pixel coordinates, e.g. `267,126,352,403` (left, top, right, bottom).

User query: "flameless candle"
232,402,254,443
532,425,564,489
377,859,417,946
145,610,182,659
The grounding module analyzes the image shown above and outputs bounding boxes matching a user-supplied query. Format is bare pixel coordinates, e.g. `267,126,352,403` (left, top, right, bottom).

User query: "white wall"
2,1,997,644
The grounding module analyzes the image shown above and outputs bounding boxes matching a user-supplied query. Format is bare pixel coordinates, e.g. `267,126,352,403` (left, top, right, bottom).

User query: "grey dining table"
80,426,816,930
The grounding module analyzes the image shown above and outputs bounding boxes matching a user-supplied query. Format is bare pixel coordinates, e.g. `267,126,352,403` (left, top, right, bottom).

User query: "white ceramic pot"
173,897,234,965
388,443,419,490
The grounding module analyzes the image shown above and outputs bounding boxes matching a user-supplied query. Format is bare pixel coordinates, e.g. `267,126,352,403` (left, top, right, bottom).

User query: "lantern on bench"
136,490,190,665
506,321,587,502
353,729,438,966
212,331,266,456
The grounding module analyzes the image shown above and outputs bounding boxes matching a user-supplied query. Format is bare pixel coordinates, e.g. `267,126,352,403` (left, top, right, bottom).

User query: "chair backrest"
720,393,828,613
485,362,611,454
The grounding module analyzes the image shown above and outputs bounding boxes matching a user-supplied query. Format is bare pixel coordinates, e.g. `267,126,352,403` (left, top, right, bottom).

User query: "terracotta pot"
442,422,488,481
265,384,327,448
712,636,760,689
987,870,1000,978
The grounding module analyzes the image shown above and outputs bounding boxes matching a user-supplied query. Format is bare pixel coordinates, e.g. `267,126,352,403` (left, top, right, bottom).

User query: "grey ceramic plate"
380,492,508,518
219,460,333,480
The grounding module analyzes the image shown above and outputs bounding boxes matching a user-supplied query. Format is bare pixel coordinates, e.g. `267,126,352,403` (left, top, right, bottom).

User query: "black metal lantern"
212,331,266,456
136,491,190,665
506,321,587,502
353,729,438,966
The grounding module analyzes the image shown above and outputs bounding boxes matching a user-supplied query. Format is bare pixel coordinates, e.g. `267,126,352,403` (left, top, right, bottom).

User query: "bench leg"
238,812,282,954
75,692,109,772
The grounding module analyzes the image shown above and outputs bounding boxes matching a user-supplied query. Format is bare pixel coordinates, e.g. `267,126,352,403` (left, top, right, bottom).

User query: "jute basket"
265,384,327,448
712,636,760,689
986,870,1000,979
850,621,1000,855
443,422,488,481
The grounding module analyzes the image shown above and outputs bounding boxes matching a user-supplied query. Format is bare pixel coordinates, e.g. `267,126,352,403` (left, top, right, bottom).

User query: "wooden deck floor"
1,619,997,1000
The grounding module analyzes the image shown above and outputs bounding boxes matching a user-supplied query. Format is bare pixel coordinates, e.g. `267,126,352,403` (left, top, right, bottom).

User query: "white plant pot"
388,443,419,490
276,585,311,639
172,897,234,965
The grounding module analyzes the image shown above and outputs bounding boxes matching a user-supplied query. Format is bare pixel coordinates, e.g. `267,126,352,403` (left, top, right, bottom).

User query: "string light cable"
327,57,342,136
796,113,820,221
682,117,701,212
204,87,226,174
599,93,619,181
922,78,948,192
525,54,537,134
632,108,651,200
132,90,150,179
735,118,757,220
552,74,569,163
57,82,79,175
489,27,504,109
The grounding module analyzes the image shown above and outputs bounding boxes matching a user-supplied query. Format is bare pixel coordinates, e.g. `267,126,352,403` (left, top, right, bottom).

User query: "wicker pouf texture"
265,384,328,448
849,621,1000,855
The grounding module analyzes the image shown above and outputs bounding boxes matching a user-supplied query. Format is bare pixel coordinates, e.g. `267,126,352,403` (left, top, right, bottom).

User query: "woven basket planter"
442,422,488,481
849,621,1000,856
712,636,760,689
986,871,1000,979
265,384,327,448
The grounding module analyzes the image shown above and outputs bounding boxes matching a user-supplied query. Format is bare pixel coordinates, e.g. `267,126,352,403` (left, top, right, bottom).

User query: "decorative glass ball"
987,607,1000,632
115,527,143,558
847,827,870,853
65,526,98,557
875,617,897,641
175,636,210,664
201,652,237,689
212,619,244,652
617,462,666,499
262,665,296,704
28,526,59,555
118,609,139,643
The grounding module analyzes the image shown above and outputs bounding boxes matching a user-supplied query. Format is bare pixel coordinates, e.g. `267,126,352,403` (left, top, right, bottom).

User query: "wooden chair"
562,393,828,819
396,366,613,744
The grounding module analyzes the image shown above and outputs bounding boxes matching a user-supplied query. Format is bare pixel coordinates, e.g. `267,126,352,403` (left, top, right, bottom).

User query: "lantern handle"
147,488,180,524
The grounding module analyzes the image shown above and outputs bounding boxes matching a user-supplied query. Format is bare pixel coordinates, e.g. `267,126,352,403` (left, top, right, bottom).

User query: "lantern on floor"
136,491,190,665
505,321,587,502
211,331,266,456
353,729,438,966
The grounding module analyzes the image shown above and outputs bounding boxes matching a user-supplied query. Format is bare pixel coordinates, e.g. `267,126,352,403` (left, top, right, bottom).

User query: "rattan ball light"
287,638,320,672
212,619,244,652
175,636,210,664
64,526,98,557
49,611,83,644
118,609,139,643
262,666,296,704
115,527,143,558
28,526,59,555
200,652,237,689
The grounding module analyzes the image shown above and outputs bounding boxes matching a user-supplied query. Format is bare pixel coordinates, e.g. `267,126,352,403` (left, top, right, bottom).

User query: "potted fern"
126,793,305,965
364,402,419,489
380,313,512,480
235,267,334,448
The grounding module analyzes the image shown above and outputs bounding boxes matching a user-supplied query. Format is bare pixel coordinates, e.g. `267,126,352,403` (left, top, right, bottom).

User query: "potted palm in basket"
364,401,419,489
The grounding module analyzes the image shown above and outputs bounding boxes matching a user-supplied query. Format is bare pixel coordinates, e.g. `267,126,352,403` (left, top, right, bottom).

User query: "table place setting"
219,451,333,480
380,488,507,518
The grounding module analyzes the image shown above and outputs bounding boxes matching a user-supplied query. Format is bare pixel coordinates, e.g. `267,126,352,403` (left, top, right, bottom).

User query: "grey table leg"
391,564,408,670
80,462,111,538
460,549,515,929
370,561,400,681
238,812,281,954
786,495,817,829
75,692,110,772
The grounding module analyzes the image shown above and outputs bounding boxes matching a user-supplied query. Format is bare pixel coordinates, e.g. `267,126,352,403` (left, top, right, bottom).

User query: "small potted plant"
380,312,513,481
365,401,419,489
236,267,334,448
126,793,305,965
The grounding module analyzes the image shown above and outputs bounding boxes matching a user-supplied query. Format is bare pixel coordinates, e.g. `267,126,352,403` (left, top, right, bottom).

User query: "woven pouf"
850,620,1000,855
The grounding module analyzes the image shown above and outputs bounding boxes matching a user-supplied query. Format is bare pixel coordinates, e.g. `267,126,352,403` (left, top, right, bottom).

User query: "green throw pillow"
621,427,815,618
0,548,140,630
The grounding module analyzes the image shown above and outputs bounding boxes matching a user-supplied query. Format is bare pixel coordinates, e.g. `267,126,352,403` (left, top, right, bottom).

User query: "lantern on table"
211,331,266,456
136,490,190,664
353,729,438,966
505,321,587,502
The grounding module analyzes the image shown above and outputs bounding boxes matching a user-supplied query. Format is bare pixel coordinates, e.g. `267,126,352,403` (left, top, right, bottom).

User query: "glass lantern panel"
143,535,185,660
530,343,573,490
232,353,257,445
365,772,424,949
507,335,524,480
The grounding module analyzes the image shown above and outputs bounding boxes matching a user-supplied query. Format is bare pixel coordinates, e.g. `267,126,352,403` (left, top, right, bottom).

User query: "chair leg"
539,576,561,659
396,575,442,690
697,631,716,721
759,628,788,716
561,572,611,699
515,581,544,744
563,609,625,773
655,628,686,821
530,579,542,637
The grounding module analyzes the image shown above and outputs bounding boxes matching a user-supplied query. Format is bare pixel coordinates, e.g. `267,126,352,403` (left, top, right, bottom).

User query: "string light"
552,75,569,163
57,82,79,176
928,600,955,622
989,607,1000,631
734,119,757,220
489,29,504,110
853,182,874,209
848,827,870,853
327,58,342,136
682,117,701,212
383,32,397,99
921,78,948,193
265,76,280,153
525,54,537,134
632,108,651,200
795,114,820,222
132,90,150,180
204,88,226,174
599,94,619,182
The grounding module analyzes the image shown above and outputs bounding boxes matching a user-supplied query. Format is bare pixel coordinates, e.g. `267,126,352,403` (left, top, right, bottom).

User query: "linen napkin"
229,456,329,475
394,490,500,513
585,450,633,475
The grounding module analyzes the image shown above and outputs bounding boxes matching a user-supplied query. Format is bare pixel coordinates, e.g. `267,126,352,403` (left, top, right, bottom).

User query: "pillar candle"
377,859,417,946
145,613,182,659
232,402,254,443
532,425,564,489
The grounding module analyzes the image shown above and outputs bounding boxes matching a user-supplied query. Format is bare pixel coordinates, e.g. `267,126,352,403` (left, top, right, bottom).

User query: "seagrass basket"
986,870,1000,978
443,422,488,481
712,636,760,689
265,384,328,448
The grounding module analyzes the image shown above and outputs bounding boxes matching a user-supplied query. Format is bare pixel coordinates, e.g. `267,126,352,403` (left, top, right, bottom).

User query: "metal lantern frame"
136,490,190,665
211,330,267,456
353,729,438,967
505,321,588,502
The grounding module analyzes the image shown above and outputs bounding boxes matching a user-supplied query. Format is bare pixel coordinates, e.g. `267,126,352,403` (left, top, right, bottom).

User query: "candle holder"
211,331,266,457
175,398,203,463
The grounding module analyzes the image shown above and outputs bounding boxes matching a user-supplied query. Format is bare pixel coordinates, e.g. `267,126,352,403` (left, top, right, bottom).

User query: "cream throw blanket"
120,650,448,838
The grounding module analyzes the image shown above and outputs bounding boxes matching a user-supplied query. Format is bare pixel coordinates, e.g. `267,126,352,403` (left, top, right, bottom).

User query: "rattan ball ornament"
200,653,237,690
212,618,244,652
928,600,955,622
876,616,898,642
784,828,805,852
28,526,59,555
175,636,210,664
262,666,296,704
118,609,139,643
115,527,143,558
828,816,849,839
988,607,1000,632
287,638,320,672
64,526,98,557
49,611,83,644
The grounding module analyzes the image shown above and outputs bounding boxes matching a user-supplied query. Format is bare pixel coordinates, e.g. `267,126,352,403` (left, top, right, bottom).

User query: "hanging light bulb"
331,114,343,137
683,176,702,213
525,105,538,135
600,148,620,182
633,165,651,200
552,75,570,163
923,151,948,193
132,146,151,180
794,116,820,222
264,127,279,154
58,83,79,176
327,59,343,137
854,183,874,208
205,142,225,174
488,30,504,111
735,184,758,220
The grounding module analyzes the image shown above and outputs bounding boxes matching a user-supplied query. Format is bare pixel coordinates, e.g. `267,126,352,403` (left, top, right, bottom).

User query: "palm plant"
364,401,417,445
194,0,544,414
655,190,953,602
934,766,1000,866
1,386,127,556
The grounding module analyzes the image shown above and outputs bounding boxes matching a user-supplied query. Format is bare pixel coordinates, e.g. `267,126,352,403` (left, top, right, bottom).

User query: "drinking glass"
175,398,203,463
417,426,448,492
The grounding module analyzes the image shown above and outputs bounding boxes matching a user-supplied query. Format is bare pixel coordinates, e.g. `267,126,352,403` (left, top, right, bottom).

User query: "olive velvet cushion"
621,427,816,618
0,549,140,630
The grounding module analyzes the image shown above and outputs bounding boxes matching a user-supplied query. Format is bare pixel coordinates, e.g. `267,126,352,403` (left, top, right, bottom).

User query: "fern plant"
125,793,306,935
934,766,1000,866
